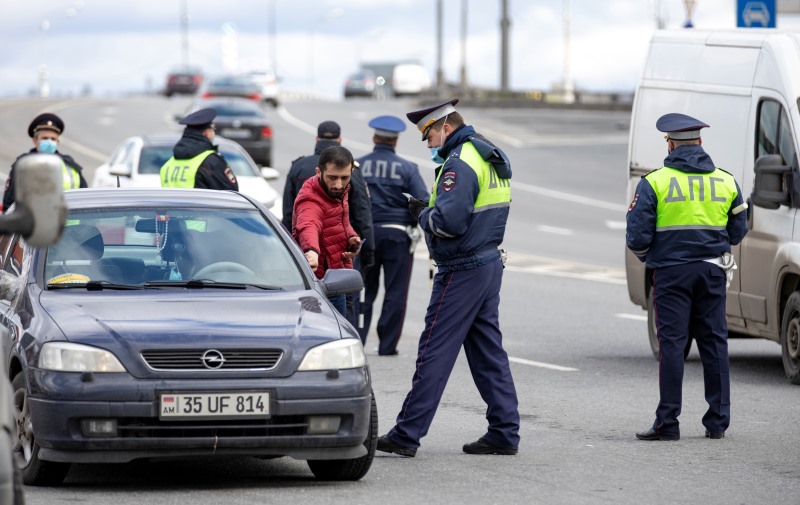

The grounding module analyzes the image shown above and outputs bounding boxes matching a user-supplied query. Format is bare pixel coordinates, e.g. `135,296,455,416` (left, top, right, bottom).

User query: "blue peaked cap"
656,113,709,140
180,108,217,128
368,115,406,138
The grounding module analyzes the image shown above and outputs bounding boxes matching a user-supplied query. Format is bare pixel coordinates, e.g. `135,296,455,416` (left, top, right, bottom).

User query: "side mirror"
318,268,363,296
751,154,791,210
0,154,66,247
109,164,132,178
260,167,280,180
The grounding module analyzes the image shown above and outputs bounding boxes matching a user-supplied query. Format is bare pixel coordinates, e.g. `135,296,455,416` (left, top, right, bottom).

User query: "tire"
11,374,69,486
647,289,693,360
780,291,800,384
307,392,377,481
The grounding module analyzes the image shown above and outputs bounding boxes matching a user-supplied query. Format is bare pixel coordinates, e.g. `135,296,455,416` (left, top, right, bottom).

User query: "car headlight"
297,339,366,371
39,342,126,372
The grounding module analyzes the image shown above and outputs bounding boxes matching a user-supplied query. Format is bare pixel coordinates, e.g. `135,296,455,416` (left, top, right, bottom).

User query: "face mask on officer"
37,138,58,154
428,115,449,164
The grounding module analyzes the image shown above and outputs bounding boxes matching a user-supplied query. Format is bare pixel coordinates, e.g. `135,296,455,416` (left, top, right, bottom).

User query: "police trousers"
386,259,520,449
651,261,730,435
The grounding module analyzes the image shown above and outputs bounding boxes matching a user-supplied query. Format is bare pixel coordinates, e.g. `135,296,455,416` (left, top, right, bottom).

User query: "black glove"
408,197,427,220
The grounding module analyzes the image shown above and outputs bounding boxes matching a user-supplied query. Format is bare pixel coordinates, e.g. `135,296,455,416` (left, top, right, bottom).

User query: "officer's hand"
304,250,319,270
408,197,427,220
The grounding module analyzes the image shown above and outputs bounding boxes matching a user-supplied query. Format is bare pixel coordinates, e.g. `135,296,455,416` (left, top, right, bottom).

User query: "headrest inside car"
48,224,105,262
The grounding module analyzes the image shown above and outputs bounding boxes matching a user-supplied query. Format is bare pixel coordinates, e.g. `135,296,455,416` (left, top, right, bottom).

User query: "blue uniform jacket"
626,144,748,268
357,144,429,226
419,124,512,272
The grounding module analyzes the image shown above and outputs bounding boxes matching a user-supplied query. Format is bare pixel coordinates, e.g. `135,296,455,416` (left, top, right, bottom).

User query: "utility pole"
562,0,575,103
460,0,468,92
436,0,445,89
180,0,189,66
269,0,277,74
500,0,510,92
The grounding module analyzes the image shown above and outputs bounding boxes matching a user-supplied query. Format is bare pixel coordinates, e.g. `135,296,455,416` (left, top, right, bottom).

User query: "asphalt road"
0,95,797,505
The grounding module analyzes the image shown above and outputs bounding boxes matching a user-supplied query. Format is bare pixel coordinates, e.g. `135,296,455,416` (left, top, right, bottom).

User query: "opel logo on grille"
201,349,226,369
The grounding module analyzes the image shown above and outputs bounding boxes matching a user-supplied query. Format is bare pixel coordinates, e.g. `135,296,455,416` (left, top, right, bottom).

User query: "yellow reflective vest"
160,150,215,188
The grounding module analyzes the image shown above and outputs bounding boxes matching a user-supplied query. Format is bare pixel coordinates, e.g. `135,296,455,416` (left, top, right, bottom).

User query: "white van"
391,63,431,96
625,29,800,383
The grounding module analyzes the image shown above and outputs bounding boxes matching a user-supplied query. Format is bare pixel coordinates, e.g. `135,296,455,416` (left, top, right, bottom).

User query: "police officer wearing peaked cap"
376,99,520,457
160,107,238,191
627,112,749,441
3,112,87,212
356,115,429,354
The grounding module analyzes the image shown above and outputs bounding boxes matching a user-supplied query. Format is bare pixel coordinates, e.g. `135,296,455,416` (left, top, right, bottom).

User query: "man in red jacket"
292,145,362,315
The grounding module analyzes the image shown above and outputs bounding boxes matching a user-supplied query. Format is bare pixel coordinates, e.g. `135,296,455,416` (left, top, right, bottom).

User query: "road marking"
536,225,574,236
616,313,647,321
509,357,578,372
605,220,627,230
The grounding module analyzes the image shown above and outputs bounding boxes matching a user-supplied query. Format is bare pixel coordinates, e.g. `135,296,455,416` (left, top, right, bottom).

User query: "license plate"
160,392,270,420
220,128,251,139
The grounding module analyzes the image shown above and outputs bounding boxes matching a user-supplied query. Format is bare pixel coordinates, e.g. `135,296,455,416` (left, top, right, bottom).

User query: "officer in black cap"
356,115,429,354
627,112,748,441
160,108,238,191
376,99,520,458
281,119,375,327
3,112,87,212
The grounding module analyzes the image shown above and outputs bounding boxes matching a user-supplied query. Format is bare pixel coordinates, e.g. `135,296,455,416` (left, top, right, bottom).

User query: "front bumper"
26,367,371,464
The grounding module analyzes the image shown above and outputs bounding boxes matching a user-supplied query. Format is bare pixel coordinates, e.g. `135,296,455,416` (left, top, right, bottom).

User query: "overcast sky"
2,0,799,99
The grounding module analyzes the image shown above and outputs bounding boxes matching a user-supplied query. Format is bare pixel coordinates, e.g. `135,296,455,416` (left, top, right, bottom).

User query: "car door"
0,235,23,367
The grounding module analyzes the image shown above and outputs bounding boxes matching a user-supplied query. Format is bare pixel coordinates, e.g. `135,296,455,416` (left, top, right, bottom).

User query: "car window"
44,208,305,289
139,146,174,175
210,103,263,117
218,148,260,177
3,238,24,277
109,141,133,167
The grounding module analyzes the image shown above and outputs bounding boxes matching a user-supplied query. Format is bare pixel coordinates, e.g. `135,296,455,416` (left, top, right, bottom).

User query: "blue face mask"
430,147,444,164
38,139,57,154
169,267,182,281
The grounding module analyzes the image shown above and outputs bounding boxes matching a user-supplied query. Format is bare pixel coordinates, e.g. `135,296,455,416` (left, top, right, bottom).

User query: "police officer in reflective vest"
160,108,238,191
3,113,87,212
377,99,520,457
356,115,429,355
627,113,749,441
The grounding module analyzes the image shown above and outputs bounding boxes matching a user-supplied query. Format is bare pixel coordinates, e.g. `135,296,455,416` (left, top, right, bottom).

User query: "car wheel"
307,392,377,481
647,289,692,360
780,291,800,384
11,374,69,486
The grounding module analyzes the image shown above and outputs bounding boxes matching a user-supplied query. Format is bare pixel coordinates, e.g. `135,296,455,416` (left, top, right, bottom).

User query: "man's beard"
320,178,345,200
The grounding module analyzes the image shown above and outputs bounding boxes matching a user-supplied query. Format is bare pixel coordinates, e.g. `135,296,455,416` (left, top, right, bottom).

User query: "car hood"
38,289,345,378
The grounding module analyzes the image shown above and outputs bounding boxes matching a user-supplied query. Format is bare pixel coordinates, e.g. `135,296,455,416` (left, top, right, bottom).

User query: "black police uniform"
627,113,749,441
3,113,87,212
162,108,238,191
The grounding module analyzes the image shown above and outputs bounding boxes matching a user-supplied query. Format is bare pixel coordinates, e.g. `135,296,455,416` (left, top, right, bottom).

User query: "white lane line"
616,313,647,321
504,265,627,285
605,220,627,230
509,357,578,372
536,225,574,236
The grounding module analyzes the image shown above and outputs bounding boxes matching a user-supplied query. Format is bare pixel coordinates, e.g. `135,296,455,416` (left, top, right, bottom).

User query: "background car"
244,69,280,107
0,188,374,486
391,63,431,96
198,74,262,101
343,70,377,98
91,134,282,220
164,67,203,97
182,97,273,167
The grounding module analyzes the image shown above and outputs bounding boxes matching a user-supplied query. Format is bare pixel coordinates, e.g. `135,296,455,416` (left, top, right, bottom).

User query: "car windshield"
206,103,262,117
139,145,260,177
44,208,306,290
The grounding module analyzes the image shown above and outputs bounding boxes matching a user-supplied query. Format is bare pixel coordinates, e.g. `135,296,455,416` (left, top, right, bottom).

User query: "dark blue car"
0,188,374,486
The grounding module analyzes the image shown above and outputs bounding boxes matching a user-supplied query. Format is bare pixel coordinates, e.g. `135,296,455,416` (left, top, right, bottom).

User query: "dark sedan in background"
164,67,203,97
184,97,273,167
1,188,374,486
198,75,263,101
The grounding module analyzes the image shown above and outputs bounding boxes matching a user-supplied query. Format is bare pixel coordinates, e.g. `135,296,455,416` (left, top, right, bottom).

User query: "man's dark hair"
430,111,464,134
319,145,354,171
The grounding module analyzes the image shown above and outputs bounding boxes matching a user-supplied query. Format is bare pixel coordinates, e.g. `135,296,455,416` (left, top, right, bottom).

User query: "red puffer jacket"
292,176,358,279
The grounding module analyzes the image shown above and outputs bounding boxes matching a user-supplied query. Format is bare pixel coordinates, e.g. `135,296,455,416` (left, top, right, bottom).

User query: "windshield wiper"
144,279,283,290
48,281,144,290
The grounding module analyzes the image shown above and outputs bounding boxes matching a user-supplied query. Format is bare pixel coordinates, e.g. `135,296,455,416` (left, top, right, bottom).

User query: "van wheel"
307,392,377,481
11,374,70,486
780,292,800,384
647,289,693,360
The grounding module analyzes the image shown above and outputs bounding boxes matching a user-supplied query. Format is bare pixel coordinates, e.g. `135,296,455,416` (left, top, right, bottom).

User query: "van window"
757,99,796,166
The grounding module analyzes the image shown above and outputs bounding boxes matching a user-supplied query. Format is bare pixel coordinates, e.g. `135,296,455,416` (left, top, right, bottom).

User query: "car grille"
141,349,283,371
117,416,308,438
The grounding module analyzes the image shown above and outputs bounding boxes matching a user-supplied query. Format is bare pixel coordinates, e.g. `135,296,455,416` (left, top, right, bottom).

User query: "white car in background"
244,69,280,107
92,133,282,220
391,63,431,96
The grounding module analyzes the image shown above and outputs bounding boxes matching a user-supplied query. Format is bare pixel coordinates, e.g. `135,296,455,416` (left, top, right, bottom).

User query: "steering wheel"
192,262,255,279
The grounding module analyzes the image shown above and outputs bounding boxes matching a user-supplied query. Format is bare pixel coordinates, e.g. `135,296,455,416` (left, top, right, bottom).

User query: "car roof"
64,187,256,210
191,97,265,111
137,133,247,149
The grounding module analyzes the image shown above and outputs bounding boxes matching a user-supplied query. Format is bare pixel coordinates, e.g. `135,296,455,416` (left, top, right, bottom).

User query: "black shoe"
462,436,518,455
635,428,680,441
376,435,416,457
705,430,725,439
